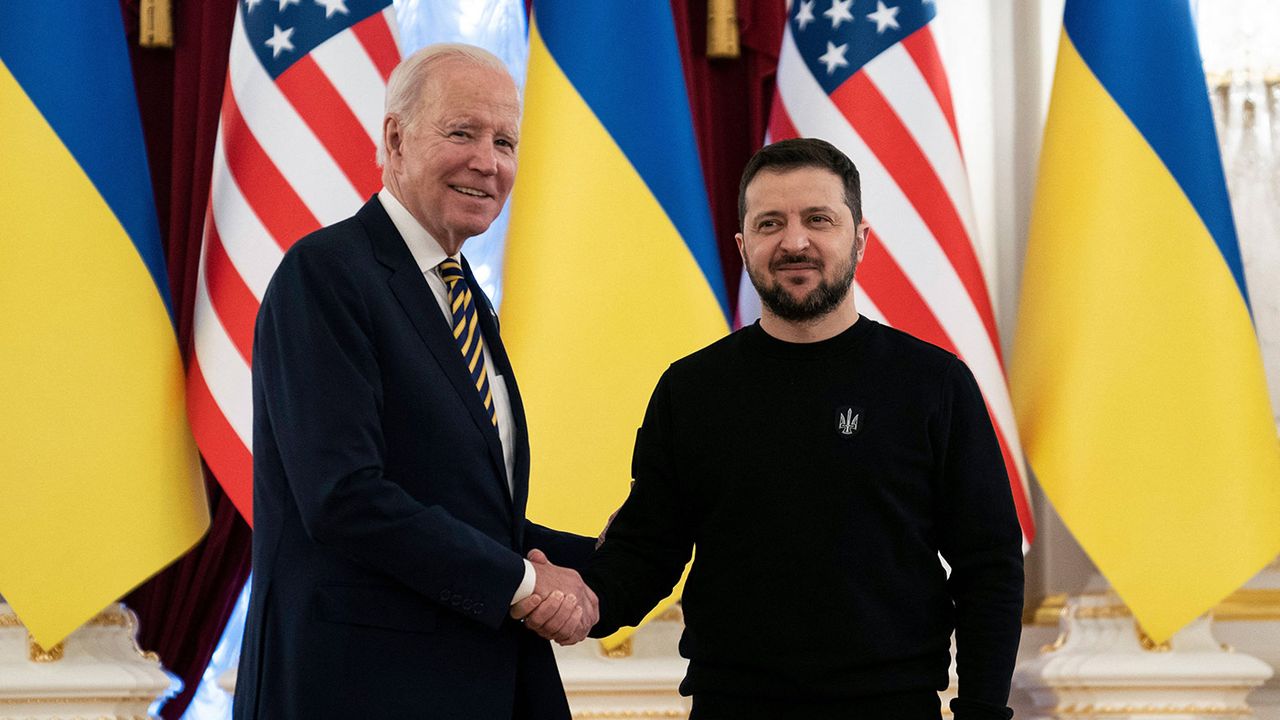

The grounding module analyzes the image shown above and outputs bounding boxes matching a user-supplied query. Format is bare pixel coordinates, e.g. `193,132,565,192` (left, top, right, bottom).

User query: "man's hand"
509,549,598,645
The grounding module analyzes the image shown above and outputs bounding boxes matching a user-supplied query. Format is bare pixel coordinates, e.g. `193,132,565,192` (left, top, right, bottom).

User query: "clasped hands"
509,549,597,645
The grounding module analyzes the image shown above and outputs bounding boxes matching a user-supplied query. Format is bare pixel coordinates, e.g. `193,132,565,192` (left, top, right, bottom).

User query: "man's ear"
735,232,747,264
383,115,402,161
854,220,870,264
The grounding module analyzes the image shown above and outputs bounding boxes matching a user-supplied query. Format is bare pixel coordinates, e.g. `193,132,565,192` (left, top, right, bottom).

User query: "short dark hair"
737,138,862,230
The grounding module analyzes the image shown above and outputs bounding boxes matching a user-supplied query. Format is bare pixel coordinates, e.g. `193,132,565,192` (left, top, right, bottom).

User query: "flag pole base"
0,603,178,720
1014,591,1272,719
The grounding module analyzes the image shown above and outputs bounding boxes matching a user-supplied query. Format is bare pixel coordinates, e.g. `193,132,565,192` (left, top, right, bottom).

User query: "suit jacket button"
462,599,473,610
439,590,451,601
475,602,486,613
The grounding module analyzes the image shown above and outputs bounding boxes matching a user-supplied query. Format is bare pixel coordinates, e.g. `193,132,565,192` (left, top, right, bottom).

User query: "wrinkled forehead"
421,58,520,120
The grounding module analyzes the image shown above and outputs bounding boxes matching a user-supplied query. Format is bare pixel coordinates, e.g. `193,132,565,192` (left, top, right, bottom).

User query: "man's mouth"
774,261,820,272
450,185,490,198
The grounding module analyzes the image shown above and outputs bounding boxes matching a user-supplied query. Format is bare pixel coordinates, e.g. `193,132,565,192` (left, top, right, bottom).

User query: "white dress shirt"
377,189,536,604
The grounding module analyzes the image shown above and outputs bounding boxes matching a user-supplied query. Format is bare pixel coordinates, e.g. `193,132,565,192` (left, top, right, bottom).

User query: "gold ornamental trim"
0,715,148,720
1,605,162,667
604,637,634,659
572,711,685,719
0,695,157,704
0,607,136,630
705,0,740,59
1032,589,1280,626
1051,703,1250,716
139,0,174,48
656,605,684,623
28,637,65,663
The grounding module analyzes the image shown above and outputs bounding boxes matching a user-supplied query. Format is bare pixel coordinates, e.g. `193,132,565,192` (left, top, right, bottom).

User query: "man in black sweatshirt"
523,138,1024,718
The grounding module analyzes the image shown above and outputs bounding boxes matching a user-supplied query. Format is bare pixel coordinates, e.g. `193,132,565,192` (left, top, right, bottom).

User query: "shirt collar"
377,187,457,275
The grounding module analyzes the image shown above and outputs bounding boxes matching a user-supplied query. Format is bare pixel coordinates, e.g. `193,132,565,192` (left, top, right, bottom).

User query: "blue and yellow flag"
1011,0,1280,642
503,2,729,645
0,4,209,646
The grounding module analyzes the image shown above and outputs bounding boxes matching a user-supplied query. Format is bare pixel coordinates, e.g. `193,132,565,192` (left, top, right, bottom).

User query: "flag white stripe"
852,282,886,325
311,31,387,147
210,135,285,300
228,11,362,227
192,248,254,448
777,31,1021,470
380,7,401,52
863,42,979,248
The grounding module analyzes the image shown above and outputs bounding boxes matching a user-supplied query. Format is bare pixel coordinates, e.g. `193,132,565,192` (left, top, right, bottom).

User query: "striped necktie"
437,259,497,426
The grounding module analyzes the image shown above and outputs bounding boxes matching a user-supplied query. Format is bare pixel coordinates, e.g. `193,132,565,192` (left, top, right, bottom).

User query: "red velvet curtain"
670,0,787,311
113,2,786,717
117,2,251,718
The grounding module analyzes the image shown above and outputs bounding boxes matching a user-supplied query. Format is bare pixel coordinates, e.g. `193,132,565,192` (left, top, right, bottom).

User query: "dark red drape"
112,2,786,717
118,2,251,718
671,0,788,313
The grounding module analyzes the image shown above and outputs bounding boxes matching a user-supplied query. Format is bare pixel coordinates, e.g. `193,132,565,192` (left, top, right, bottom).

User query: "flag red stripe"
276,56,383,198
901,28,962,155
353,12,399,82
219,80,321,249
996,424,1036,542
859,232,1032,541
203,218,257,365
831,73,1002,359
187,358,255,525
858,228,956,354
768,91,801,143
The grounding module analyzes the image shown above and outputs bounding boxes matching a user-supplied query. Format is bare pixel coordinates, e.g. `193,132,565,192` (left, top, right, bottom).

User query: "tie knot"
437,259,464,285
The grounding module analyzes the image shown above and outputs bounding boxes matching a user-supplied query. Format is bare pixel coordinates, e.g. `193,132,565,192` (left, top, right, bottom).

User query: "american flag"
187,0,400,523
740,0,1035,546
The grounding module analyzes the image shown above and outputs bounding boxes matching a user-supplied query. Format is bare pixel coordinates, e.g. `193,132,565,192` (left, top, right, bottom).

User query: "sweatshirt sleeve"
583,372,697,636
935,358,1024,715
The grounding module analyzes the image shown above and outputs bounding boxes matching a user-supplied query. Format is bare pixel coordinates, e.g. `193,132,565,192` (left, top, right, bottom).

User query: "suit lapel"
359,199,509,495
463,258,530,524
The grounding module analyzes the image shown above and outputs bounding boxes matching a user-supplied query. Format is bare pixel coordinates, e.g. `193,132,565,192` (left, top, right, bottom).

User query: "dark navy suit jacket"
233,197,594,719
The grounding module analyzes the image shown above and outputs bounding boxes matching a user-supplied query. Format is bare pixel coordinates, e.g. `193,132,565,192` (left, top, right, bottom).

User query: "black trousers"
689,689,942,720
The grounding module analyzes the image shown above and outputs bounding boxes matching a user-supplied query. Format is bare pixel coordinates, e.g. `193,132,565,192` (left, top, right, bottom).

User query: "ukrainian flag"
0,4,209,646
1011,0,1280,642
503,3,729,643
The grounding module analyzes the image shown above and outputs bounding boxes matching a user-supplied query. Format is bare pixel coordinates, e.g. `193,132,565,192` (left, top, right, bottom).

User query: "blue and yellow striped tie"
438,259,497,426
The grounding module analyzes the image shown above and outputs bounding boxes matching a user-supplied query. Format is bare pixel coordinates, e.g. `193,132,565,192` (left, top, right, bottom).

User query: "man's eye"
757,220,779,229
810,216,832,224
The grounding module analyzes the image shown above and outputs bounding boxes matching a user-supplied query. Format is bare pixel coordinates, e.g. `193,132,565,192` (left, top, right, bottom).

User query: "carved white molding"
1014,593,1273,719
0,603,177,720
552,608,691,719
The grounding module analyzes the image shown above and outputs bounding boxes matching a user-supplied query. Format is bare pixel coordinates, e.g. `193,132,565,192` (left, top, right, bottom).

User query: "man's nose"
778,225,810,252
469,141,499,175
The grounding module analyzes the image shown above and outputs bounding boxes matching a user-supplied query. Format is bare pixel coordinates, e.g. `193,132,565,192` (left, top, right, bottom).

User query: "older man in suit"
234,43,597,720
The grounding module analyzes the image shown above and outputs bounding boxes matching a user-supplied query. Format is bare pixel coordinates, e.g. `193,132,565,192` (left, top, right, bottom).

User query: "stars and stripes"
746,0,1035,546
187,0,400,523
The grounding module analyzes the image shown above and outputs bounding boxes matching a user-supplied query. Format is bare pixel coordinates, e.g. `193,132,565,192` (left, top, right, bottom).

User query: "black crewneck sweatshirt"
585,318,1023,719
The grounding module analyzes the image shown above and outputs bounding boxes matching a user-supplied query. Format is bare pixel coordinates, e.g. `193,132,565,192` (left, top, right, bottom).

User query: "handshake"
509,548,598,646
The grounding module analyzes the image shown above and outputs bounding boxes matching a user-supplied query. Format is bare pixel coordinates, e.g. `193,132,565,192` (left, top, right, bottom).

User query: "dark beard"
747,253,856,322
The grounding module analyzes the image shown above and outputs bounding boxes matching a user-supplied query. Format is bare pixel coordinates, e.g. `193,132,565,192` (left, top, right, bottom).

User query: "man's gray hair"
376,43,515,166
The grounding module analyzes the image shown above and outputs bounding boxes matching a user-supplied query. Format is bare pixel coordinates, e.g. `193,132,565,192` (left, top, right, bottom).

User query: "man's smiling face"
386,57,520,254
